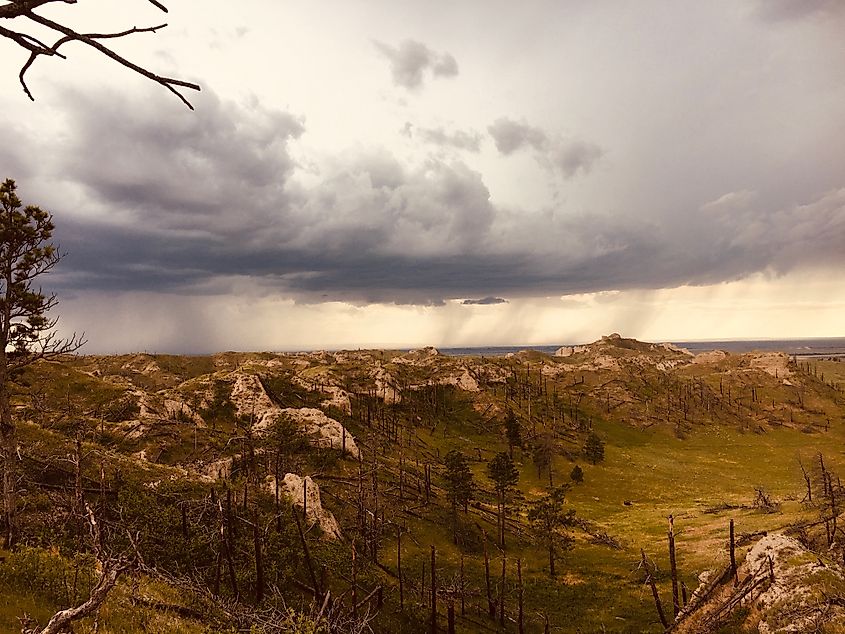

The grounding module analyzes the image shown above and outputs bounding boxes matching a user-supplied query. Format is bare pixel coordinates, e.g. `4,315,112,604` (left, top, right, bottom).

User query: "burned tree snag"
430,546,437,634
34,505,133,634
217,493,239,601
668,515,680,617
499,555,506,627
517,558,524,634
641,549,668,629
460,553,466,616
730,518,737,583
799,458,813,503
483,530,495,618
252,507,264,605
292,506,319,597
352,544,358,621
397,526,404,611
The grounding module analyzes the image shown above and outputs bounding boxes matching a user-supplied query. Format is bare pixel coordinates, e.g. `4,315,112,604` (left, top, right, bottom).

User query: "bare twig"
28,504,134,634
0,0,200,107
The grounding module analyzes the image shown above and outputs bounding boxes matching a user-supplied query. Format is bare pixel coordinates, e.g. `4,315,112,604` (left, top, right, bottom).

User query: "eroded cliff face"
267,473,342,540
676,533,845,634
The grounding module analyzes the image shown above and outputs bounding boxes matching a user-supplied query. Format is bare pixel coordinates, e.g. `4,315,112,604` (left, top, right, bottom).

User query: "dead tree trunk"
668,515,680,617
36,505,132,634
499,555,506,627
216,491,240,601
460,553,465,616
292,505,320,598
517,558,524,634
641,549,668,629
483,530,495,617
430,545,437,634
252,507,264,604
352,544,358,621
730,519,737,583
397,526,404,611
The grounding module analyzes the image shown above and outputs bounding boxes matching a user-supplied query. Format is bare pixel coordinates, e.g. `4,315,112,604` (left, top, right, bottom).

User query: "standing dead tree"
23,503,135,634
0,0,200,107
638,549,668,629
668,515,680,617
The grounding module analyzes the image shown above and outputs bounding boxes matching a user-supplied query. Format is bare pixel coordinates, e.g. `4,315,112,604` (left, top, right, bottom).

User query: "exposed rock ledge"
677,533,845,633
280,408,361,459
269,473,341,540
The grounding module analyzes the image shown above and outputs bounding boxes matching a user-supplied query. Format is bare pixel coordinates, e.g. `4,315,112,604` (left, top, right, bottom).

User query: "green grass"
0,550,207,634
5,346,845,633
364,384,845,632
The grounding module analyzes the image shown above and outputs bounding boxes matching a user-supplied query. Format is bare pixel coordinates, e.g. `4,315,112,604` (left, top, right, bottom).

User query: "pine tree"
487,452,519,548
584,431,605,465
443,450,475,544
0,178,83,547
527,486,575,578
504,409,522,458
532,431,554,483
570,465,584,483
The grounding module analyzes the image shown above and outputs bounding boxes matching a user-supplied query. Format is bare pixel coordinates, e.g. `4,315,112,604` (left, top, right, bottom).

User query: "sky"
1,0,844,353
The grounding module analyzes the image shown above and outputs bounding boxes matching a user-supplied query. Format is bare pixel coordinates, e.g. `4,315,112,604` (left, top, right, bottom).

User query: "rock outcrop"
320,385,353,415
440,366,480,392
274,473,341,539
226,371,359,458
230,372,279,428
677,533,845,633
554,345,589,357
280,408,360,459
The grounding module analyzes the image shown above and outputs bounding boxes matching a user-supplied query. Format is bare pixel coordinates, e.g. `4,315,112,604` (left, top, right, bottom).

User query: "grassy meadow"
0,341,843,633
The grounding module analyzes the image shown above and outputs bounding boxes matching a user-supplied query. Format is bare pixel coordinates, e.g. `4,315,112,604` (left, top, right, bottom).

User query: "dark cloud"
1,126,35,182
488,117,603,179
52,87,303,243
8,86,845,308
432,53,459,78
548,141,603,179
754,0,843,21
488,118,547,154
373,40,459,89
462,297,508,305
405,123,482,152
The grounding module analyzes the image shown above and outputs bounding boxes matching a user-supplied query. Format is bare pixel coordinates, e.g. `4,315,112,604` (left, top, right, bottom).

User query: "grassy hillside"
2,338,844,633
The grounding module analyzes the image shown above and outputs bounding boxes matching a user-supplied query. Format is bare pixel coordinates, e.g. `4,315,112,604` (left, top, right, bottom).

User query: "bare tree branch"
0,2,63,21
27,504,134,634
0,0,200,107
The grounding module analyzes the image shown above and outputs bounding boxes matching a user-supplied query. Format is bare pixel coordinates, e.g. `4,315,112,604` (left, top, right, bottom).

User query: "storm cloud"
374,39,458,89
487,119,547,155
754,0,844,21
404,124,483,152
488,117,603,179
462,297,508,305
0,0,841,325
1,82,838,308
